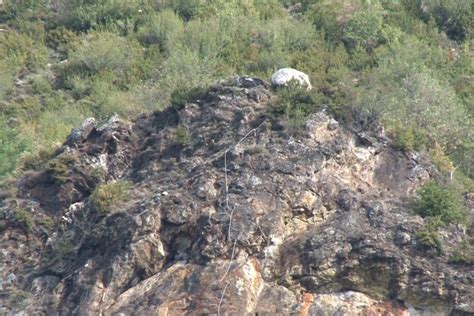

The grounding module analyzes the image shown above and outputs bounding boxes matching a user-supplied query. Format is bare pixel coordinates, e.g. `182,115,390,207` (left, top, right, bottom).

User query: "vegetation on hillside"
0,0,472,196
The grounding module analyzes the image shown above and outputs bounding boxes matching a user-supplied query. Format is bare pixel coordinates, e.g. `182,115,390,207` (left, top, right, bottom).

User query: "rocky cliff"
1,77,473,315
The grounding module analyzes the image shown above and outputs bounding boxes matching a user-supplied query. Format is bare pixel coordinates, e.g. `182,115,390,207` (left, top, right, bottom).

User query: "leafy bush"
354,35,468,152
273,80,323,131
48,154,76,183
343,2,385,50
91,180,131,215
18,149,53,172
412,181,465,224
416,0,473,41
136,10,184,49
390,124,426,152
0,30,48,72
60,32,143,86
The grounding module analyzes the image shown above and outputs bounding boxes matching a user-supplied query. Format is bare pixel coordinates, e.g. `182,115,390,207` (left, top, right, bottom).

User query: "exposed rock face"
271,67,312,90
0,77,472,315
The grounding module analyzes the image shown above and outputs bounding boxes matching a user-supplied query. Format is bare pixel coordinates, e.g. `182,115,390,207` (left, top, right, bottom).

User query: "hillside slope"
1,77,473,315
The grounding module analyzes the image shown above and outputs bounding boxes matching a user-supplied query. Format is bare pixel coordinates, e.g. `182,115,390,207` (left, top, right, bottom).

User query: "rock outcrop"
0,76,472,315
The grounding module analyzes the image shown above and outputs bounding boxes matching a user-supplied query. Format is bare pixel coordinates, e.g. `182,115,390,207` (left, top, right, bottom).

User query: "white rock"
271,68,312,90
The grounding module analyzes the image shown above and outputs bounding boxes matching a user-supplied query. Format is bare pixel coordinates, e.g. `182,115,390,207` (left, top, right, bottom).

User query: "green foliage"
55,231,75,257
136,10,184,49
307,0,346,43
412,181,465,224
57,0,143,32
416,217,443,252
354,35,468,152
416,0,473,41
343,2,385,50
273,80,322,131
0,29,48,72
390,124,426,152
14,208,34,230
61,32,142,83
91,180,131,215
91,165,106,183
48,154,76,183
170,86,207,110
40,216,55,231
175,125,191,145
18,149,52,172
0,119,29,179
449,239,474,265
45,26,79,56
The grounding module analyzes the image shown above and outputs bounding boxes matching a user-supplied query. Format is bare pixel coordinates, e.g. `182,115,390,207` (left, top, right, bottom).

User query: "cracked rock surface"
0,77,472,315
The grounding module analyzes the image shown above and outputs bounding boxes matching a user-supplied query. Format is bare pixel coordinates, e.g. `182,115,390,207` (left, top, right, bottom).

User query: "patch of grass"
91,180,131,215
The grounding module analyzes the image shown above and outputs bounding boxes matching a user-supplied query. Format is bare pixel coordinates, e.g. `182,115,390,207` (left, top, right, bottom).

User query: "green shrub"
170,86,207,110
58,0,142,32
170,0,201,21
417,0,473,41
353,35,468,152
306,0,346,43
55,231,75,257
45,26,79,57
19,102,90,153
136,10,184,49
273,80,322,131
343,1,385,50
48,154,76,183
0,30,48,72
18,149,53,172
449,239,474,265
31,75,53,96
412,181,465,224
416,218,443,253
14,208,34,230
0,62,15,99
91,165,106,182
390,124,426,152
60,32,143,86
91,180,131,215
175,125,191,145
40,216,55,231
